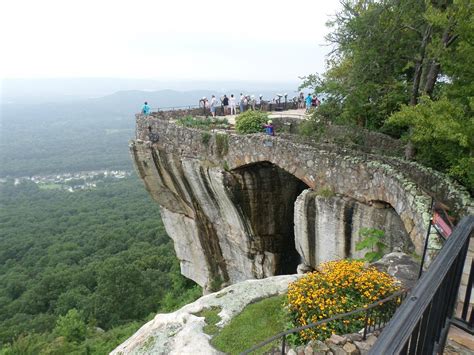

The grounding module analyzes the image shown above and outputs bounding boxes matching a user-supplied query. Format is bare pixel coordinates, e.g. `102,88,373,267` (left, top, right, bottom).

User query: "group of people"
142,92,322,118
298,92,321,113
199,93,263,117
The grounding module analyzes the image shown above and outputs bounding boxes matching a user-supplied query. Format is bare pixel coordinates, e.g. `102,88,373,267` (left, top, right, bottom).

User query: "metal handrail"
153,104,200,111
369,215,473,354
241,288,408,355
150,101,299,114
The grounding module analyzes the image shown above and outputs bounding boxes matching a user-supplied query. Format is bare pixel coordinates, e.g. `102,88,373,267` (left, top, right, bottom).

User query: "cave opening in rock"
226,161,309,275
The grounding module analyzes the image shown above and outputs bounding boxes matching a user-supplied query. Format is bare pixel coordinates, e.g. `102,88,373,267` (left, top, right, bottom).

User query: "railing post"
363,308,370,340
419,198,434,278
281,334,286,355
369,216,473,355
461,259,474,320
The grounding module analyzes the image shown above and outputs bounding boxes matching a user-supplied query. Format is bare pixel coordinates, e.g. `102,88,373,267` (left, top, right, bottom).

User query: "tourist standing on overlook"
222,95,229,115
250,95,256,110
315,96,321,107
229,94,236,115
199,97,206,114
305,93,312,113
210,95,218,117
199,97,210,117
298,92,305,109
259,95,266,111
239,93,245,113
141,102,150,116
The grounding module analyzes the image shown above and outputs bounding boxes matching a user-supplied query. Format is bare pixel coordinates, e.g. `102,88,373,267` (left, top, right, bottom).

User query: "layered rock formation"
131,113,472,291
294,190,414,269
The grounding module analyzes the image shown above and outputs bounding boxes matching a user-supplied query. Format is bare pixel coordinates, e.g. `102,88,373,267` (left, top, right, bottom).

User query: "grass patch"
317,187,335,198
211,295,287,354
201,132,212,145
222,160,230,171
176,116,229,130
194,307,222,336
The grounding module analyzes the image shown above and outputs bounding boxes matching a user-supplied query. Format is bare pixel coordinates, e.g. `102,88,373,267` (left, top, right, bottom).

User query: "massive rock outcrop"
131,111,472,291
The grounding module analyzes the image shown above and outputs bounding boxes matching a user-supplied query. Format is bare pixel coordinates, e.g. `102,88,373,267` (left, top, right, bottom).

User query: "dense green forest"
301,0,473,192
0,176,201,354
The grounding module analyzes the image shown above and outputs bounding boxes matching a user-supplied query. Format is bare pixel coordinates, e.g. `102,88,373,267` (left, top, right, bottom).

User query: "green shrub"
201,132,211,145
235,111,268,134
317,187,335,198
298,119,319,137
176,116,229,130
222,160,230,171
54,309,87,343
356,228,387,262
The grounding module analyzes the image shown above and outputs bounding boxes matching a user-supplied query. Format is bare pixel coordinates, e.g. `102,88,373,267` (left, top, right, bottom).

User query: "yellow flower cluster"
286,259,400,341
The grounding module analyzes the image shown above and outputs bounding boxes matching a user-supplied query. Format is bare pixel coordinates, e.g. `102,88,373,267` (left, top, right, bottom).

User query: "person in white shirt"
229,94,237,115
239,93,245,113
210,95,218,117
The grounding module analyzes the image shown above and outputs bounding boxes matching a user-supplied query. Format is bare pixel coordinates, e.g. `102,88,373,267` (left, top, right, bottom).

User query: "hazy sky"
1,0,341,82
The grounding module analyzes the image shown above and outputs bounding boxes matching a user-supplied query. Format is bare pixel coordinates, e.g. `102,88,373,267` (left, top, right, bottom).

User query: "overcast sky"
0,0,341,82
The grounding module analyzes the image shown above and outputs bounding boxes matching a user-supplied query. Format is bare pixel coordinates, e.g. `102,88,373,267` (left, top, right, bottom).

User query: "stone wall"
131,114,473,290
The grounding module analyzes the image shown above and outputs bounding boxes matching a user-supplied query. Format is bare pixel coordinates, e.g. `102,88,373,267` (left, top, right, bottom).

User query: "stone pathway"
219,108,308,125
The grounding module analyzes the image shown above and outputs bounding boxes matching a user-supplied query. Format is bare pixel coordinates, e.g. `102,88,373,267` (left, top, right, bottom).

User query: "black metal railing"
151,101,299,115
153,104,200,111
241,289,408,355
451,257,473,335
369,215,473,354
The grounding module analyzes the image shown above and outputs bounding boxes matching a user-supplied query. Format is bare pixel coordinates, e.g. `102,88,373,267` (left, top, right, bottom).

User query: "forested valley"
0,176,201,354
0,85,214,355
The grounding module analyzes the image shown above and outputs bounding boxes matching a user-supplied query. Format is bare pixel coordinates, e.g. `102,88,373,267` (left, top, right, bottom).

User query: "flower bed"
287,260,400,342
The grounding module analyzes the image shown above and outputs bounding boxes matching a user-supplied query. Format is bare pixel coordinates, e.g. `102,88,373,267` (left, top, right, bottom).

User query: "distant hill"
1,78,299,105
0,87,297,177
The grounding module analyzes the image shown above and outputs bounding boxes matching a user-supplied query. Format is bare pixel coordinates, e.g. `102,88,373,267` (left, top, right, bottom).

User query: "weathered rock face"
111,275,300,355
131,114,473,290
113,254,419,354
225,162,308,275
294,190,414,269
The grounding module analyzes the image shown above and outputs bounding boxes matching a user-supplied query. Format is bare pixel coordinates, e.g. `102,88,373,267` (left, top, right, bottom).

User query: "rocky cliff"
131,112,472,292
